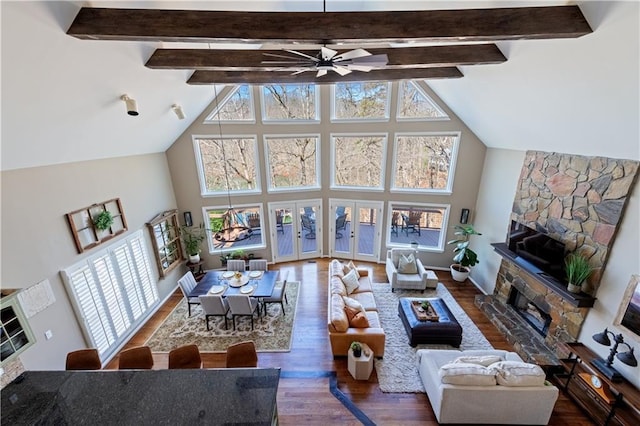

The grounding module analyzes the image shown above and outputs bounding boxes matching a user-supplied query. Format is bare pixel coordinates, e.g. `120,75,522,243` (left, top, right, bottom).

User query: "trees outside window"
265,135,320,191
194,137,260,196
332,82,390,121
332,134,386,190
206,85,255,123
392,133,459,193
261,84,318,122
397,81,449,121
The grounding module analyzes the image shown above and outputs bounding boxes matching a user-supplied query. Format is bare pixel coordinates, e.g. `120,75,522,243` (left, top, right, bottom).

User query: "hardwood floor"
106,258,595,425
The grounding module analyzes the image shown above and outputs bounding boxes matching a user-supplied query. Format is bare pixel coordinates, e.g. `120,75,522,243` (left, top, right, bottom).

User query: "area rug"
372,283,493,393
145,282,299,353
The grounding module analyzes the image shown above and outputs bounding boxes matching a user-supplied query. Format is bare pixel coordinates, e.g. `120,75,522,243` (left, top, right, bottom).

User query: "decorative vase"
567,283,582,294
189,253,201,263
450,264,470,282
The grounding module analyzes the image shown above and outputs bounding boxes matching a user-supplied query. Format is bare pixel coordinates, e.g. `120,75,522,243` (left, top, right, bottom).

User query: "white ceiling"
1,1,638,172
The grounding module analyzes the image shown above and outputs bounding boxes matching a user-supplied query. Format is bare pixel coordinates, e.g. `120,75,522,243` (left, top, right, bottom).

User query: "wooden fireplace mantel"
492,243,596,308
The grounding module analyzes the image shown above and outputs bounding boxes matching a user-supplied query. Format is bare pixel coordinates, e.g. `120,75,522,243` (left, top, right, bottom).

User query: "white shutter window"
61,230,159,360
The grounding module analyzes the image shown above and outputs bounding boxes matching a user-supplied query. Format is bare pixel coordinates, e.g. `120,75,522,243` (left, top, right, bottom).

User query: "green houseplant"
447,224,482,282
93,210,114,231
181,224,207,263
350,341,362,357
565,253,593,293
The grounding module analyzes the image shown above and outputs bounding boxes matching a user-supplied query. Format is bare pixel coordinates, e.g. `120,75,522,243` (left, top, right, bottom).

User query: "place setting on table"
189,269,279,299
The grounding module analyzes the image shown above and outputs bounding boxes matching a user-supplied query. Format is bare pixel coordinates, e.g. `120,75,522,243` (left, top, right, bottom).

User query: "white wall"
1,154,180,370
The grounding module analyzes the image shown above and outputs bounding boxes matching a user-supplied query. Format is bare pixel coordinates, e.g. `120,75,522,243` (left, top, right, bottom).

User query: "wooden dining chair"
118,346,154,369
178,271,200,317
65,348,101,370
168,344,202,369
225,341,258,368
227,259,246,272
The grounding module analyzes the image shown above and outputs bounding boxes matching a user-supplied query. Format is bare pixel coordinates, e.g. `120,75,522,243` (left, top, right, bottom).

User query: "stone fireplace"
477,151,639,366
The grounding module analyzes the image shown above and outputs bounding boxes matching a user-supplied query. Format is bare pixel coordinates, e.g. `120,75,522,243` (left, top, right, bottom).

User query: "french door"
328,199,383,262
268,199,322,262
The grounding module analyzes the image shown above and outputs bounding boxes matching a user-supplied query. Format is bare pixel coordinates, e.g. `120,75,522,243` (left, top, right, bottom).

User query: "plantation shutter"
62,230,159,360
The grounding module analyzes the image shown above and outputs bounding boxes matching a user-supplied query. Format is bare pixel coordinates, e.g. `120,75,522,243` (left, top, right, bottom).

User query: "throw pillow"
341,269,360,295
342,296,366,315
344,305,360,323
488,361,546,387
350,312,370,328
438,362,497,386
397,253,418,274
453,355,504,367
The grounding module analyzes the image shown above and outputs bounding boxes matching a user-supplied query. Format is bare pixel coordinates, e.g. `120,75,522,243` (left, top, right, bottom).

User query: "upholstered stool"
65,348,101,370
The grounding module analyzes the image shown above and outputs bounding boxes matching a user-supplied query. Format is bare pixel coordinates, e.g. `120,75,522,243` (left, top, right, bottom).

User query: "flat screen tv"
507,221,566,281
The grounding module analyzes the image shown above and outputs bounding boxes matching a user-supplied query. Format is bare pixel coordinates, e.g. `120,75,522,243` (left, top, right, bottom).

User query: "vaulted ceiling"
1,1,638,172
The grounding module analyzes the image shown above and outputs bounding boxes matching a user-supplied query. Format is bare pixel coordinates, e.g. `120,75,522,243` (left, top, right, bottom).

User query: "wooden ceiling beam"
187,68,463,85
68,6,592,43
146,45,506,70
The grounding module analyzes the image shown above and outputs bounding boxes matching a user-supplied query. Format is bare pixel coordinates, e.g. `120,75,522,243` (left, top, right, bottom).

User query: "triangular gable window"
397,81,448,121
205,84,255,123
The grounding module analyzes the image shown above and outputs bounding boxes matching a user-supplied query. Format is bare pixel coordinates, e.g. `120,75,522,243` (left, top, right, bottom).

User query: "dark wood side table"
553,342,640,426
186,260,205,281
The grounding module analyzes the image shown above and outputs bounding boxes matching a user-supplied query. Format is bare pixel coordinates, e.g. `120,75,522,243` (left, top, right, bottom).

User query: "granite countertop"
1,368,280,425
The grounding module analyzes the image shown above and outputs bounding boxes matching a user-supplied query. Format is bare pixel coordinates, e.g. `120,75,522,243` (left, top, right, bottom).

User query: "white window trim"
204,84,256,124
390,131,461,195
386,202,451,252
203,203,267,254
60,230,159,362
192,134,262,197
330,132,388,191
260,84,320,124
396,80,450,122
330,82,392,123
264,133,322,193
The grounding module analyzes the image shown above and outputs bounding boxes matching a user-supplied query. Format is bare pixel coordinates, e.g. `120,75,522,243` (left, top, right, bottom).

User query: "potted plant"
93,210,114,231
350,341,362,358
181,224,207,263
447,224,482,282
565,253,593,293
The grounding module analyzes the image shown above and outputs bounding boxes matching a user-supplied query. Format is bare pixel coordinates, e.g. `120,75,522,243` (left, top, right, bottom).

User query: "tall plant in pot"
181,224,207,263
565,253,593,294
447,224,482,282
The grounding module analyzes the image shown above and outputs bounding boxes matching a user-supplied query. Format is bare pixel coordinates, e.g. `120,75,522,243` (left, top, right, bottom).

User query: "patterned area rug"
372,282,493,393
145,282,299,353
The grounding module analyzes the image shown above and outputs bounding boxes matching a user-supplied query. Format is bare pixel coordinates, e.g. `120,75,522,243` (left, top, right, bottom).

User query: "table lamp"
591,328,637,381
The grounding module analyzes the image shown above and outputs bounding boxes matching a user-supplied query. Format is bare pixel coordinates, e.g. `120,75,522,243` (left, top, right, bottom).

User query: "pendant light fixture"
211,85,252,243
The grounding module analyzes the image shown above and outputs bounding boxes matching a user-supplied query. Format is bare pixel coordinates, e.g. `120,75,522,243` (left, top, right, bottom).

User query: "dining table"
188,270,280,299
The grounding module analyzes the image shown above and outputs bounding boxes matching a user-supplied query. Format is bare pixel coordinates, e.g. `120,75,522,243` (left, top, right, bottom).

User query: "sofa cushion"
330,259,345,278
364,310,381,328
329,294,349,332
348,292,377,311
453,355,504,367
341,269,360,295
489,361,546,387
330,276,347,296
398,253,418,274
351,277,372,293
343,260,360,277
439,362,497,386
342,296,366,315
390,248,416,268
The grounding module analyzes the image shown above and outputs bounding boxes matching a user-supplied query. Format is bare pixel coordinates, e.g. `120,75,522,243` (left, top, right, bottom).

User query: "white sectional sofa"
417,349,559,425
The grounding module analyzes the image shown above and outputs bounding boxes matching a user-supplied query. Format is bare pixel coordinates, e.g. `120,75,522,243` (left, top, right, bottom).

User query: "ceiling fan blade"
320,46,338,60
332,65,351,76
316,69,328,77
261,60,309,65
291,69,311,75
351,54,389,68
345,64,374,72
332,48,371,62
285,49,320,62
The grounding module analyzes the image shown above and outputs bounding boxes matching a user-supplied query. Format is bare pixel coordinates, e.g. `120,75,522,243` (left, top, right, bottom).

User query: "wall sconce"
172,104,186,120
184,211,193,227
591,328,637,381
120,94,139,116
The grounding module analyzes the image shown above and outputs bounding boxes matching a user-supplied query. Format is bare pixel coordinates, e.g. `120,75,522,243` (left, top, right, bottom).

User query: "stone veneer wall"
493,151,638,351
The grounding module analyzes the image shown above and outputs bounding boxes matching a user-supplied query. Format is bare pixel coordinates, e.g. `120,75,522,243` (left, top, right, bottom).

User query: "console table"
553,342,639,426
1,368,280,425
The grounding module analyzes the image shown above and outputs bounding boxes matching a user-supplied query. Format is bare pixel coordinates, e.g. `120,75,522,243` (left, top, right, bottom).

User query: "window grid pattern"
332,134,386,190
265,135,320,191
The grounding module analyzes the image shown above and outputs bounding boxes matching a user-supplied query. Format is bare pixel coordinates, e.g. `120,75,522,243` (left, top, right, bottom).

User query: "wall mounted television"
507,221,567,281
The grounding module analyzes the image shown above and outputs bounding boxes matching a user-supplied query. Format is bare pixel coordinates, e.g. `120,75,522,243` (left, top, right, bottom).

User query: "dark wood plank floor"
105,258,594,425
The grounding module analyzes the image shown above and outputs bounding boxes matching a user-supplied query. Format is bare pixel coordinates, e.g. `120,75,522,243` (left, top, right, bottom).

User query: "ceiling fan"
262,46,388,77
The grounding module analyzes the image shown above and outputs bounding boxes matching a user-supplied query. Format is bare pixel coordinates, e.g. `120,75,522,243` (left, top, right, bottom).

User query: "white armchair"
386,248,437,292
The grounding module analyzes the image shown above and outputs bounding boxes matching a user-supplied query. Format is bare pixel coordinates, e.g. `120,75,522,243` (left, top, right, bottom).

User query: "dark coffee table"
398,297,462,347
